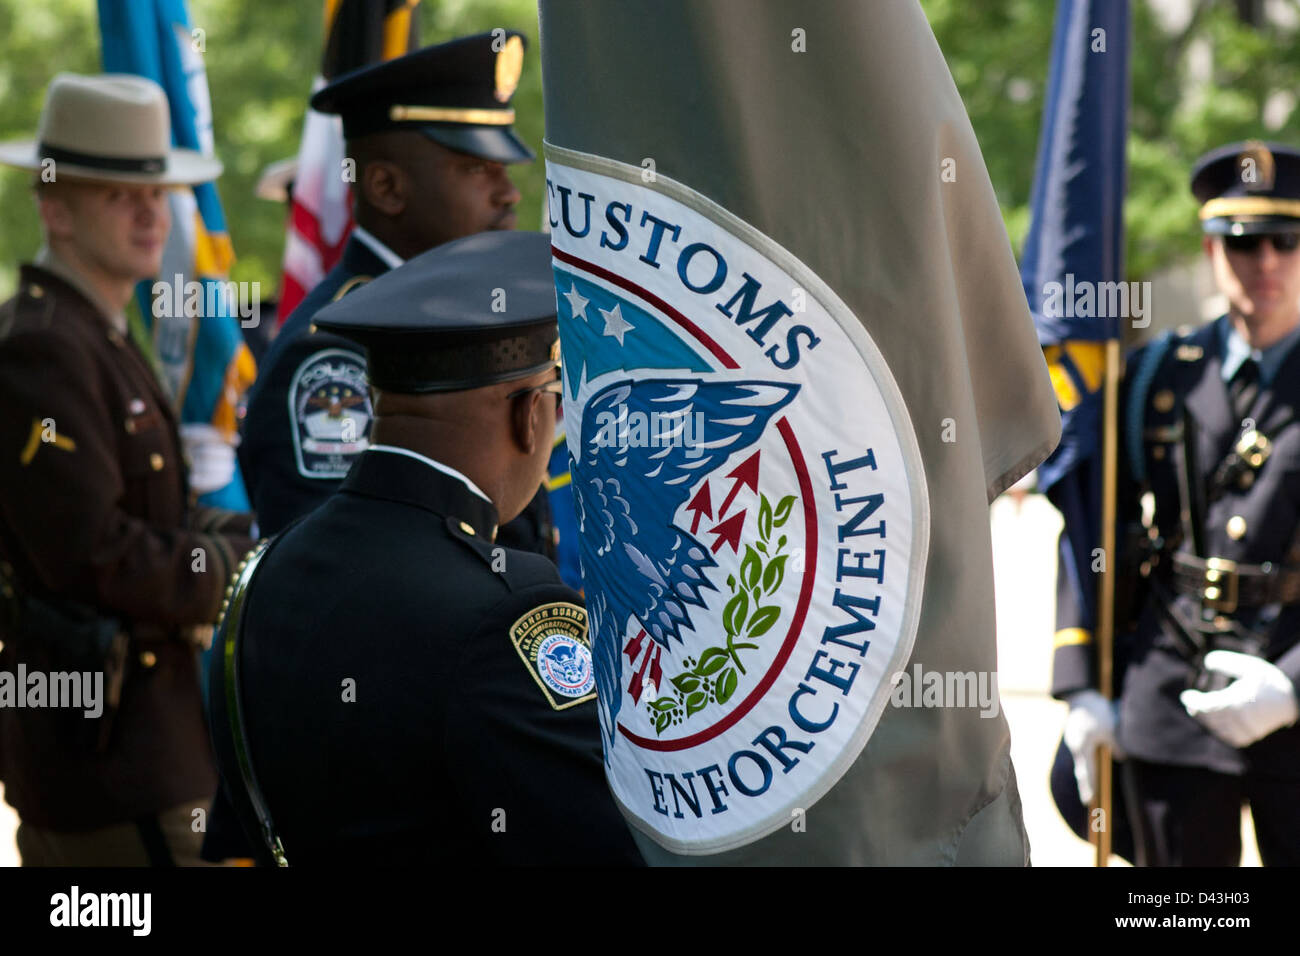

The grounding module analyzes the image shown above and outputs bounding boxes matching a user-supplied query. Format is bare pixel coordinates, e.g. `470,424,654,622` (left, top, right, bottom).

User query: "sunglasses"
1223,232,1300,254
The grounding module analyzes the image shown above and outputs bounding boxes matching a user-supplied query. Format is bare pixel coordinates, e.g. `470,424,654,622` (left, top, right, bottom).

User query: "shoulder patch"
508,602,595,710
288,347,372,479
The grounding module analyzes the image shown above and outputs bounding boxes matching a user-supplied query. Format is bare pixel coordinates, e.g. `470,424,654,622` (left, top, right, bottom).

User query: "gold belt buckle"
1203,557,1239,613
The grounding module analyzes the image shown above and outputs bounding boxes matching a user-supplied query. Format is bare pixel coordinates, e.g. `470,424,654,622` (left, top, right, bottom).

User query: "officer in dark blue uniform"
209,231,642,865
241,30,557,555
1054,141,1300,866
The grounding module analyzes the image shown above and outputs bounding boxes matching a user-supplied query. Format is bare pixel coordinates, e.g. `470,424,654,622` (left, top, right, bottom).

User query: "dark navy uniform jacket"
208,448,641,865
240,236,385,537
1054,317,1300,777
240,235,556,552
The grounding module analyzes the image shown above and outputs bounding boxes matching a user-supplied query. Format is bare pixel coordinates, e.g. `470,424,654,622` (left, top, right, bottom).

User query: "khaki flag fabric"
539,0,1060,863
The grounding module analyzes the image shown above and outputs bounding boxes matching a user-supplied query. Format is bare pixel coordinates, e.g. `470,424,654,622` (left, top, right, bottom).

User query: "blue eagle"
572,377,799,746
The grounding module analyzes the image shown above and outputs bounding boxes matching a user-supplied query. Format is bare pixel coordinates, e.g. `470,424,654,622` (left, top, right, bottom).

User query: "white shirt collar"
365,444,493,505
349,225,405,271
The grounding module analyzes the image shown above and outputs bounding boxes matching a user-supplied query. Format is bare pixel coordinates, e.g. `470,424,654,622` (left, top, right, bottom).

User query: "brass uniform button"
1226,515,1247,540
125,418,136,434
1153,389,1175,413
149,452,165,471
1152,445,1166,461
139,650,157,669
1205,586,1221,601
459,521,476,536
308,323,317,334
28,283,43,299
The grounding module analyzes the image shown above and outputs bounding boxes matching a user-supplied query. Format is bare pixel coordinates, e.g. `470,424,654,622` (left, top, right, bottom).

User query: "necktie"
1230,357,1260,425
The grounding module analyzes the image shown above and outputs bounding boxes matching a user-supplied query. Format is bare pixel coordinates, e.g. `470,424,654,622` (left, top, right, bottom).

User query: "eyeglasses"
1223,232,1300,254
505,378,564,403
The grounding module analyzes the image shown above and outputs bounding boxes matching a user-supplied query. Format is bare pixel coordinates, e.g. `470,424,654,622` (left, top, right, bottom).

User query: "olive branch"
646,492,797,734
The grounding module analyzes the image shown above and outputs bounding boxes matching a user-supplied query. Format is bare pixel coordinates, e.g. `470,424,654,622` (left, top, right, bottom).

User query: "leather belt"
1169,553,1300,614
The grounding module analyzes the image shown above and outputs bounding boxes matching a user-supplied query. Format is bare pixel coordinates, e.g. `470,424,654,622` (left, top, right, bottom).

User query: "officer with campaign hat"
1055,141,1300,866
240,30,558,555
208,231,642,865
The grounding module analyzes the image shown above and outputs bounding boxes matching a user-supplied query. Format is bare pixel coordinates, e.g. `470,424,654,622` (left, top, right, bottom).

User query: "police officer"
241,30,557,554
209,231,642,865
0,74,255,865
1055,141,1300,866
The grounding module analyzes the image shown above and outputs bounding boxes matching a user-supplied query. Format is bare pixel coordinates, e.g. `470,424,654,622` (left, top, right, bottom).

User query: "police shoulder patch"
508,602,595,710
288,347,372,479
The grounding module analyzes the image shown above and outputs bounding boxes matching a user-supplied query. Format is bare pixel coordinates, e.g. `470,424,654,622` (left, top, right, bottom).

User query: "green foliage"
0,0,544,297
921,0,1300,280
3,1,1300,296
648,492,795,734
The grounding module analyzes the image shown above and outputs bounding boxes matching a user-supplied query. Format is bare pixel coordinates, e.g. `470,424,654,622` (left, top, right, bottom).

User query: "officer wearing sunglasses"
1054,141,1300,866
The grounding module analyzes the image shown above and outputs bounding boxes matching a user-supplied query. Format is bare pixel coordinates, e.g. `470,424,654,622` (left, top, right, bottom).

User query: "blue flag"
1021,0,1130,637
99,0,254,510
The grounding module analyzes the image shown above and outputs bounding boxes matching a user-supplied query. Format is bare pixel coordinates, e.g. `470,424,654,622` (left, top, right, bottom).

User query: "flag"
275,0,420,325
1020,0,1130,660
99,0,255,509
539,0,1060,863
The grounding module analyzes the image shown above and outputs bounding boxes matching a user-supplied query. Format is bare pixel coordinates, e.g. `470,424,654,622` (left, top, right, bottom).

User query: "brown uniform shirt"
0,264,254,830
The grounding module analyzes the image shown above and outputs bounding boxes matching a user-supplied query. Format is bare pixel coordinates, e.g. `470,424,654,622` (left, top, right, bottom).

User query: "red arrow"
684,482,714,534
624,629,645,663
718,451,761,516
708,509,747,554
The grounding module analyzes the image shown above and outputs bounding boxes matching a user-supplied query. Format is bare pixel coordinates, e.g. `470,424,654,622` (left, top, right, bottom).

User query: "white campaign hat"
0,72,222,185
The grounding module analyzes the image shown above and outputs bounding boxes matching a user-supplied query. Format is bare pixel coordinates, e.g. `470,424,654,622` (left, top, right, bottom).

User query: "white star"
563,284,589,321
598,303,635,345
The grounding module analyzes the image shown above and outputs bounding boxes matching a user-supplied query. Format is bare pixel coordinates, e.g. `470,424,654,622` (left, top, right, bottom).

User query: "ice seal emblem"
536,634,596,698
546,145,931,855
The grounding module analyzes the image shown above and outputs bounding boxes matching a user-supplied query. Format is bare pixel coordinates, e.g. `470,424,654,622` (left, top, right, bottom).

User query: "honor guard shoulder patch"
509,602,596,710
288,347,372,479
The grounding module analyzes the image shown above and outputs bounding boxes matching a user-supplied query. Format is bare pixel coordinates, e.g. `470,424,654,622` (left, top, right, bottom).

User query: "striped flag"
275,0,421,325
99,0,255,509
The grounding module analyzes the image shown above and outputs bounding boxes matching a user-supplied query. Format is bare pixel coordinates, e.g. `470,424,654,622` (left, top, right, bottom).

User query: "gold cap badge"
494,35,524,104
1239,140,1276,193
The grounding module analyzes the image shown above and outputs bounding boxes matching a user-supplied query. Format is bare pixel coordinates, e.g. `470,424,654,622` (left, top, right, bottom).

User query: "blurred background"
1,0,1299,304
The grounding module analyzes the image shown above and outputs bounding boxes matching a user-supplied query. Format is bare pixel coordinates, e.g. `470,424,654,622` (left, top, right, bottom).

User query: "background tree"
1,0,1298,296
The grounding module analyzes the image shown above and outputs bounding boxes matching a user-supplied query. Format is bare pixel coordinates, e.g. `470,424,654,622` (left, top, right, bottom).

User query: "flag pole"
1092,336,1121,866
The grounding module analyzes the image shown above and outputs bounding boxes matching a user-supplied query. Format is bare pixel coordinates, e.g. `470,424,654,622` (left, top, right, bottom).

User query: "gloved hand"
1063,689,1124,805
179,423,237,495
1180,650,1300,748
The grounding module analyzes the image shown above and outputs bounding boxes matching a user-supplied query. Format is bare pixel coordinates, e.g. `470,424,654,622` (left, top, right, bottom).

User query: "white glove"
1063,689,1124,805
1180,650,1300,748
179,423,237,495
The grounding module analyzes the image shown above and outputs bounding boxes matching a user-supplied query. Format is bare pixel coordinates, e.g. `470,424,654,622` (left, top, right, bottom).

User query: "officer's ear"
357,158,408,218
508,389,544,457
35,181,81,243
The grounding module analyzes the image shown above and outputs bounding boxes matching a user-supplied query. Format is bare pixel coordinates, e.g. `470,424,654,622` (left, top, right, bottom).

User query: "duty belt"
1169,553,1300,614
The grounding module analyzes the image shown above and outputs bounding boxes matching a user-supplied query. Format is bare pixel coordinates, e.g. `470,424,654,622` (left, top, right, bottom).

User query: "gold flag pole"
1091,337,1122,866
